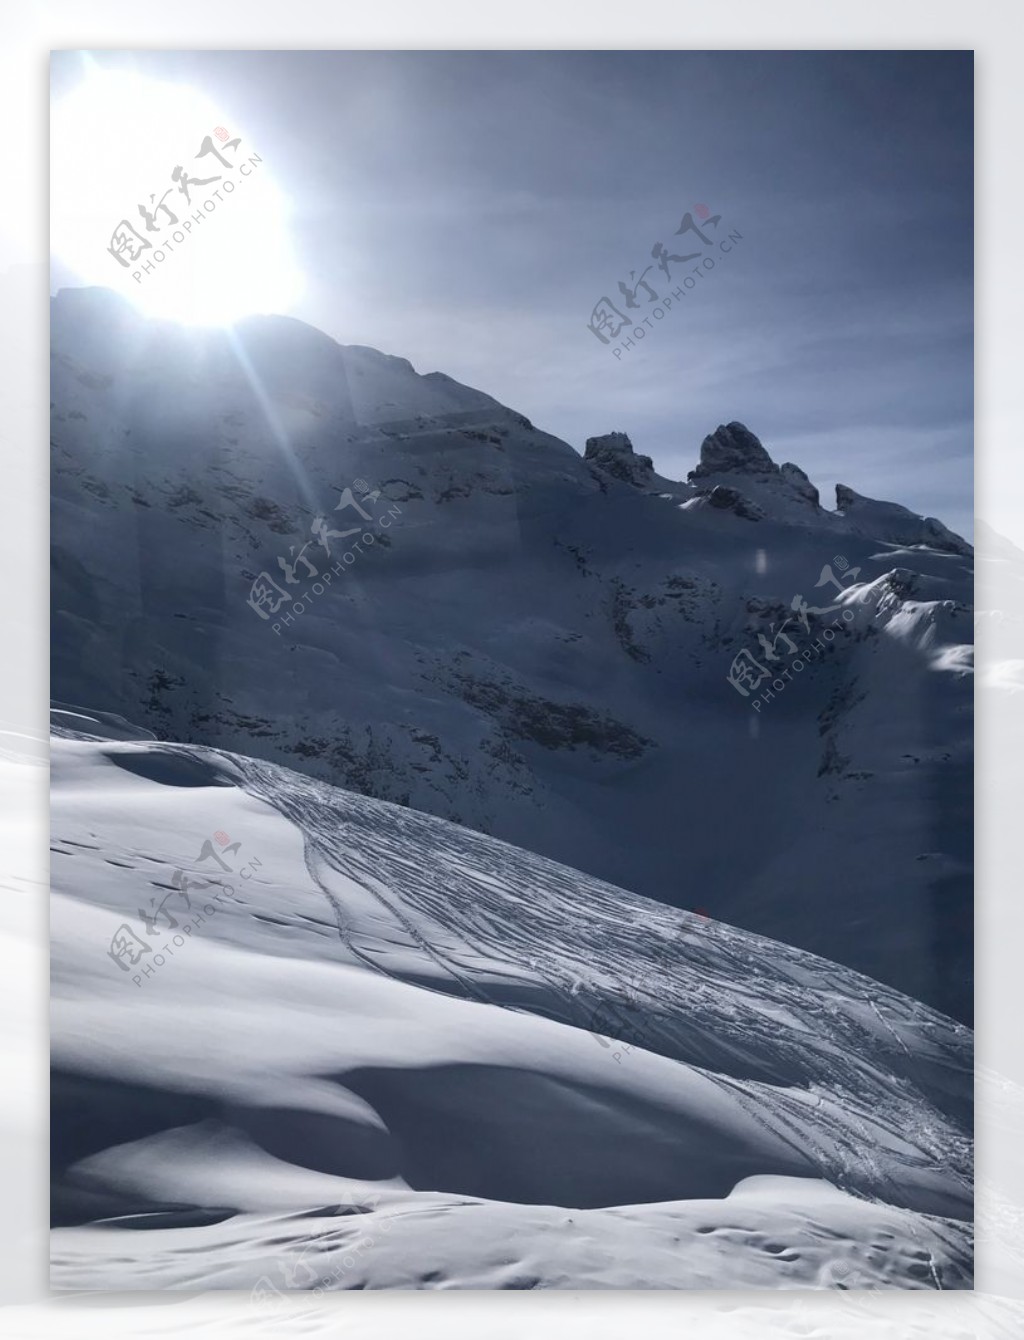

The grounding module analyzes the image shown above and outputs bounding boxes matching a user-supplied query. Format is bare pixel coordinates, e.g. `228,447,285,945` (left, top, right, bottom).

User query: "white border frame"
7,3,1020,1335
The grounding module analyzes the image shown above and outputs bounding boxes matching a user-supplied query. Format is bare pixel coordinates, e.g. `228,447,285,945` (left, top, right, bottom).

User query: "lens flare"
51,65,303,326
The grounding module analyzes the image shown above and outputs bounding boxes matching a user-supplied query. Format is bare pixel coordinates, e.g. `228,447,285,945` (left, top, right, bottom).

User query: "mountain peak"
779,461,820,507
835,483,972,556
691,422,777,480
584,432,655,487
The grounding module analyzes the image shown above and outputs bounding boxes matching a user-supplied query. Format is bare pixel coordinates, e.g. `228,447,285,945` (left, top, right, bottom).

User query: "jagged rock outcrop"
780,461,820,506
701,485,764,521
584,432,655,488
690,422,777,479
687,423,820,515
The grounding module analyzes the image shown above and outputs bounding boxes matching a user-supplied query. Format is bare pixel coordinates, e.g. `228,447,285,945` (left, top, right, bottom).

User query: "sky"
50,50,974,539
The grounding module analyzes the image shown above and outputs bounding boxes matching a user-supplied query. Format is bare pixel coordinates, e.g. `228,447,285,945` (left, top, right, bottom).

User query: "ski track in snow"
238,747,973,1208
49,727,972,1290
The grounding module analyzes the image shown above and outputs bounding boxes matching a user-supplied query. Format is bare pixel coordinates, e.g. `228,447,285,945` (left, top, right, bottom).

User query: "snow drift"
50,713,972,1290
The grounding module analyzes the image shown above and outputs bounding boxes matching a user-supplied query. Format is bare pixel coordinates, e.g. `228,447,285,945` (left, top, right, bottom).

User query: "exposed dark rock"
690,422,777,479
584,432,654,487
703,485,764,521
780,462,820,506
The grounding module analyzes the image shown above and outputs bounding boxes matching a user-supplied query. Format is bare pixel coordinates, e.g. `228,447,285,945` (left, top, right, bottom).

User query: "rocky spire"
690,422,776,479
584,432,655,487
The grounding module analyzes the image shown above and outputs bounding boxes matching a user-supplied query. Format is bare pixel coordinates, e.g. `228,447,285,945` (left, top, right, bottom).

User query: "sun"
51,64,303,326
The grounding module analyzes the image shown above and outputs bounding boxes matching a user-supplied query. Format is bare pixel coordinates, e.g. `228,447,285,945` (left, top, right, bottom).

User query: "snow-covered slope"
50,288,973,1022
50,716,972,1291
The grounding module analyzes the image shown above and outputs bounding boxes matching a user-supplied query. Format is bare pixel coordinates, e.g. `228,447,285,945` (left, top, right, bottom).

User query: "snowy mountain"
50,287,973,1022
50,713,972,1291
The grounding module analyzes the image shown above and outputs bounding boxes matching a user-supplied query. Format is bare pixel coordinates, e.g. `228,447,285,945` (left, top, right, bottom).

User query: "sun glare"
51,64,303,326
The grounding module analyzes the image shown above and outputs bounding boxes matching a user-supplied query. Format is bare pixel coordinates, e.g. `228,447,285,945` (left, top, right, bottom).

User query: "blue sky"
52,50,974,537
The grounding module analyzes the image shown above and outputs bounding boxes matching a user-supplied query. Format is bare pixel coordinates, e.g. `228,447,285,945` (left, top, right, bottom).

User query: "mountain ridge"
50,287,974,1022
